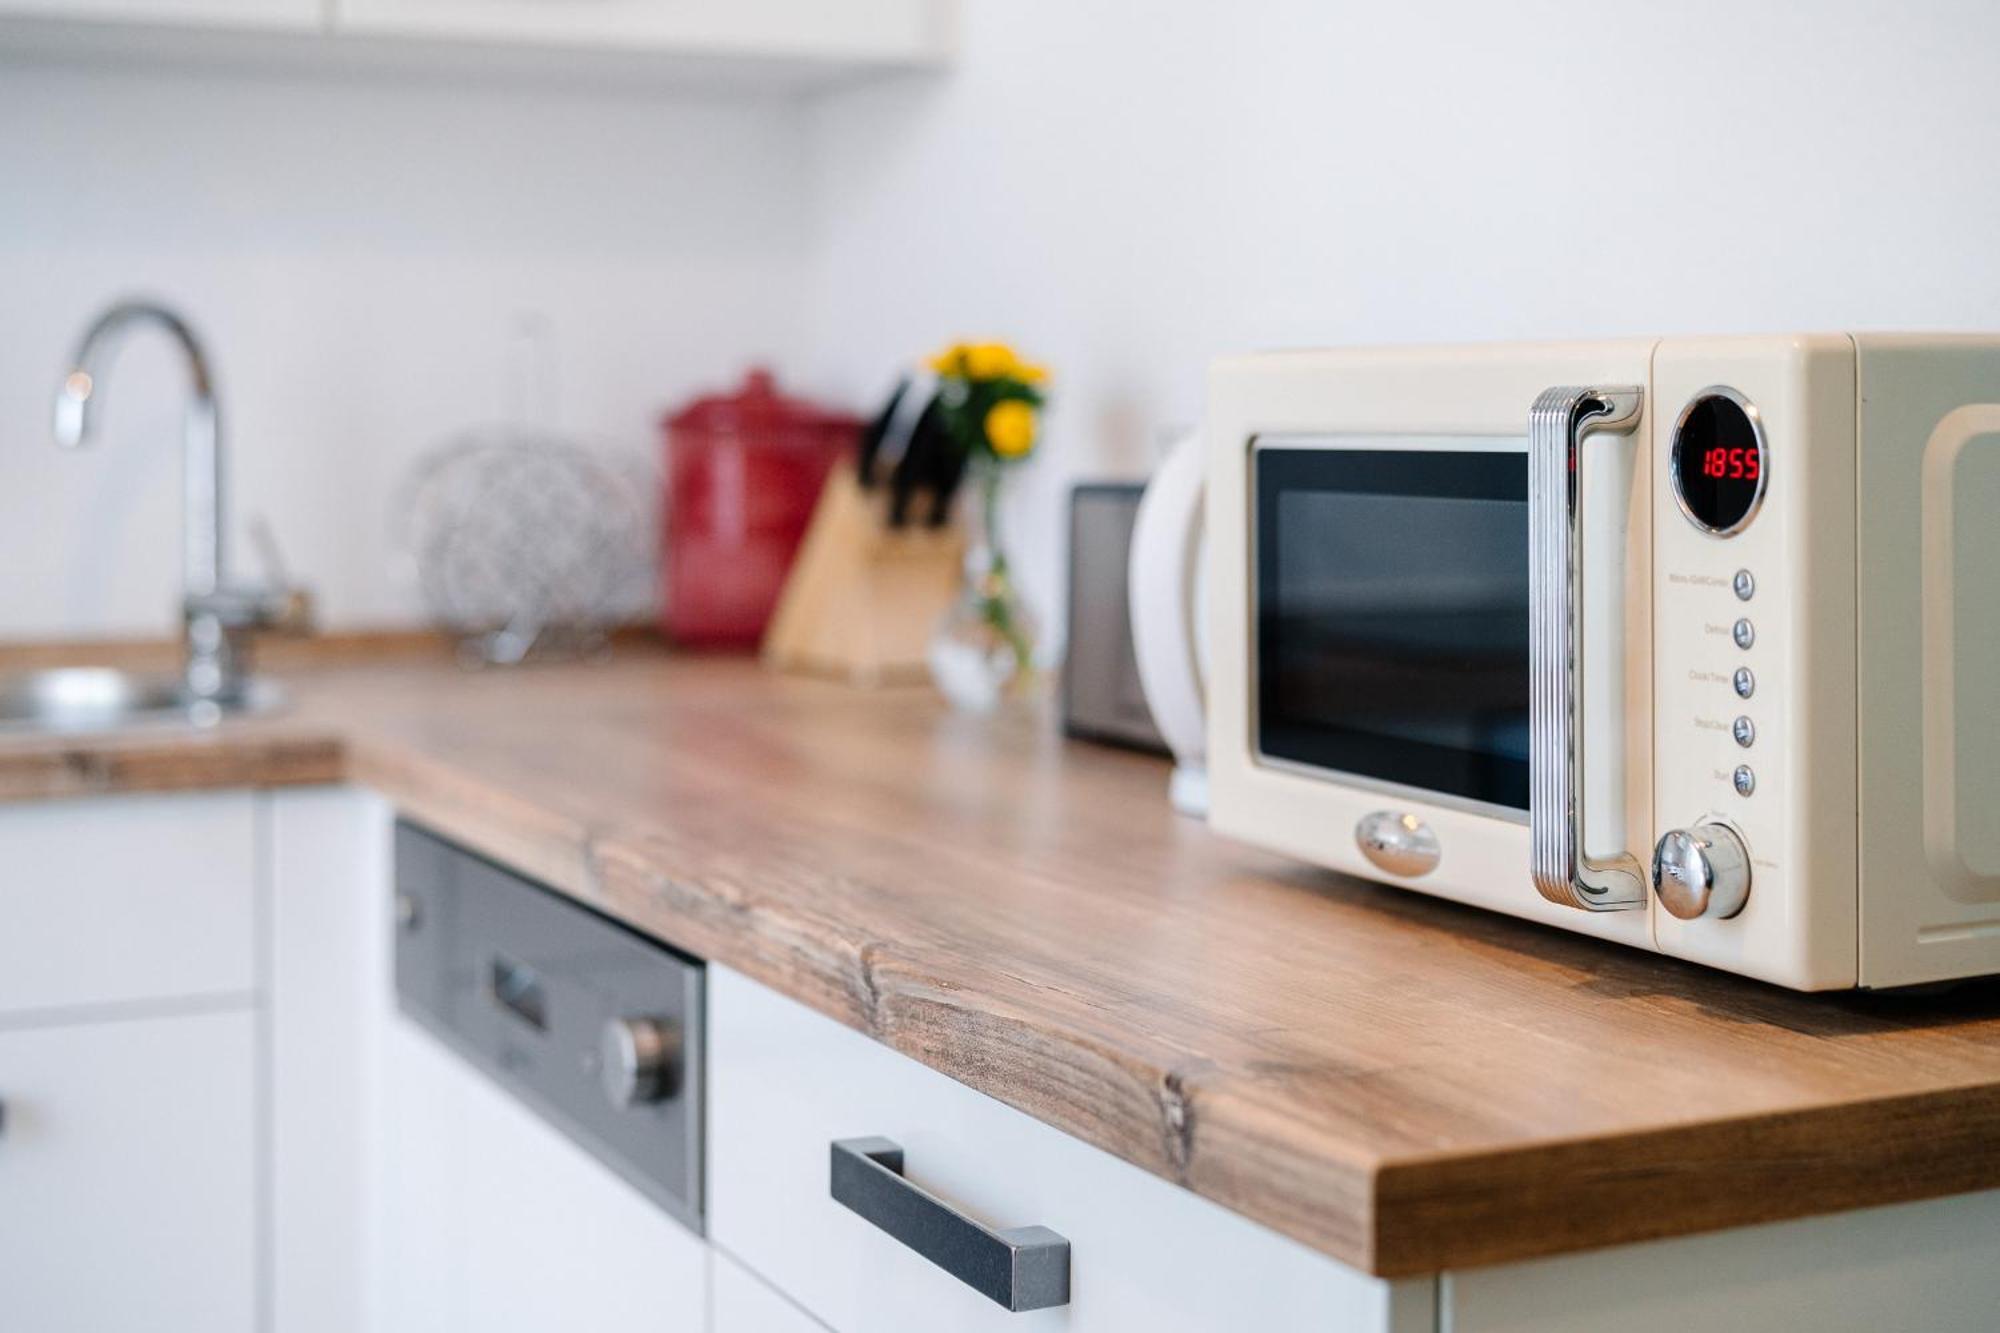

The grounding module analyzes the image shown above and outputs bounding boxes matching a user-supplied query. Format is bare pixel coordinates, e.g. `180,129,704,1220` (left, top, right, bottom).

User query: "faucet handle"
184,519,316,635
247,517,315,635
184,584,314,634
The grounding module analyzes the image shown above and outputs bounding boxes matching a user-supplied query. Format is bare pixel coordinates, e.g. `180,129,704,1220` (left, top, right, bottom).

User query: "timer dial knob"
599,1016,680,1108
1652,824,1752,921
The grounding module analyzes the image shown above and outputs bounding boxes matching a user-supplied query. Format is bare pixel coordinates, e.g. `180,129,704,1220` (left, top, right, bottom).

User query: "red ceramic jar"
660,369,858,648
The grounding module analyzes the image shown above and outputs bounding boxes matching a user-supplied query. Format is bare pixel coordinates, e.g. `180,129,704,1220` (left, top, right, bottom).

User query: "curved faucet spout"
53,300,224,601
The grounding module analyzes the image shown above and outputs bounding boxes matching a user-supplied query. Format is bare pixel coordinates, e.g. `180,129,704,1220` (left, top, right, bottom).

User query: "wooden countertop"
6,651,2000,1276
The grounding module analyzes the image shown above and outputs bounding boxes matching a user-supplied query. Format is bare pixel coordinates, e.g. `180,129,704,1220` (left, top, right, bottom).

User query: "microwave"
1196,335,2000,990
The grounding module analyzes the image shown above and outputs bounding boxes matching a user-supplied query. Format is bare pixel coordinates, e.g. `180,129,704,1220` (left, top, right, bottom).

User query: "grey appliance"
1062,482,1168,753
394,821,704,1232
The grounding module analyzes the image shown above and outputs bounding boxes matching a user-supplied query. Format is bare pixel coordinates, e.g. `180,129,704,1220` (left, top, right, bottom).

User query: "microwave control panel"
1647,338,1859,988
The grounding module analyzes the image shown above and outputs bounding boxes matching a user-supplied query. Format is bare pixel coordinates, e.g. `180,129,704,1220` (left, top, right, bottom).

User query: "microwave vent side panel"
1854,335,2000,987
1203,342,1655,948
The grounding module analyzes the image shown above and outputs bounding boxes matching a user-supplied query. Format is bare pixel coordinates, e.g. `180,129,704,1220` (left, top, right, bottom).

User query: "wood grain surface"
6,650,2000,1274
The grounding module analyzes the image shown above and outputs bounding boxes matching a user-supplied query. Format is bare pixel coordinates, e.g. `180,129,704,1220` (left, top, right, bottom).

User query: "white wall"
8,3,2000,644
801,0,2000,638
0,61,810,637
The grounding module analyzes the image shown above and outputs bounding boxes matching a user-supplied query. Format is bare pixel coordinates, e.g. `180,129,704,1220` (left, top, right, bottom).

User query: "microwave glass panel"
1253,441,1530,812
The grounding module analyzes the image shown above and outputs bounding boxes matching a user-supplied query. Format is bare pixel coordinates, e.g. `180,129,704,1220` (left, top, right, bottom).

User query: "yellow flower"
928,340,1050,387
984,399,1038,459
926,342,969,376
963,342,1019,380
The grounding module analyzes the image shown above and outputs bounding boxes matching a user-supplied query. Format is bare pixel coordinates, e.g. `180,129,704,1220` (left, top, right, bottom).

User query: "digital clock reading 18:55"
1672,390,1767,534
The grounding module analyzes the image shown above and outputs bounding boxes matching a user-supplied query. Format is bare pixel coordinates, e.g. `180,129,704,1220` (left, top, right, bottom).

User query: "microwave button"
1653,824,1752,921
1733,569,1756,601
1732,715,1756,748
1733,667,1756,699
1732,618,1756,650
1733,765,1757,797
1355,811,1441,878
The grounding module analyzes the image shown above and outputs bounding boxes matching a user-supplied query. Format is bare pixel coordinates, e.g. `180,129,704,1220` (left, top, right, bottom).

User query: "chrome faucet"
54,300,312,708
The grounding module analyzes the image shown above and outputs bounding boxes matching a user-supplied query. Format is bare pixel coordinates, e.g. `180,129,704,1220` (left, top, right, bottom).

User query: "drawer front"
708,965,1424,1333
0,1008,257,1333
0,792,258,1017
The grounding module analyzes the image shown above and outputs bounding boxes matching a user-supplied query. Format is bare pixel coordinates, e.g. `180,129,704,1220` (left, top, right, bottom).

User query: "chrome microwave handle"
1529,385,1648,911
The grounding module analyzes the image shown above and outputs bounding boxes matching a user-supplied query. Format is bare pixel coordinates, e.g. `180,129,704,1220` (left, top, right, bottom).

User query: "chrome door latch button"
1355,811,1442,878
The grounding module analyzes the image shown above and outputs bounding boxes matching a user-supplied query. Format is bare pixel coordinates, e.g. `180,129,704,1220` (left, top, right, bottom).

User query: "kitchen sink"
0,667,283,734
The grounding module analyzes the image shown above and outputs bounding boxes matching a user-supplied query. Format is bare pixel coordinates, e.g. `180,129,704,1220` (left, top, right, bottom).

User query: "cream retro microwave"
1158,336,1999,990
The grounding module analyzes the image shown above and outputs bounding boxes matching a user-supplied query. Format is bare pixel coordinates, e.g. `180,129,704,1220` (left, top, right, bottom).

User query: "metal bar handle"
830,1137,1071,1313
1529,385,1648,911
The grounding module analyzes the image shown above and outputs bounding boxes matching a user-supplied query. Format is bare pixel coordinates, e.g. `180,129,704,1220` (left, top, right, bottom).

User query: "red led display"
1700,446,1761,481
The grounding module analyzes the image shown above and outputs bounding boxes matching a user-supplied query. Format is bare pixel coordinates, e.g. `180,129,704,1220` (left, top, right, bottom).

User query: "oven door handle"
1529,385,1648,911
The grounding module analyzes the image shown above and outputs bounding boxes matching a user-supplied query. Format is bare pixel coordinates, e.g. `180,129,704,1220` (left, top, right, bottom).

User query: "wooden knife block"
761,461,965,686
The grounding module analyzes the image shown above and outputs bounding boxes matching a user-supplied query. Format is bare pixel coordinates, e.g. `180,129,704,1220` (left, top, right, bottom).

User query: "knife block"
761,461,965,686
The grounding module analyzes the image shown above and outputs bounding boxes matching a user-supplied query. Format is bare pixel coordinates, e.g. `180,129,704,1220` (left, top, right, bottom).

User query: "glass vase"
927,465,1040,713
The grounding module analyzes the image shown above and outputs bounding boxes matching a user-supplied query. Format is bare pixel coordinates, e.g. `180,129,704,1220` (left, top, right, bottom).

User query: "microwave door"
1250,414,1653,911
1253,442,1533,816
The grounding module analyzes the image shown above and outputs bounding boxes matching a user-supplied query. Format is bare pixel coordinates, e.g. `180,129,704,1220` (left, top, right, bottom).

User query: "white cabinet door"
333,0,950,62
0,0,318,29
0,1008,257,1333
0,791,258,1020
269,787,394,1333
708,965,1431,1333
1445,1188,2000,1333
376,1014,710,1332
714,1248,828,1333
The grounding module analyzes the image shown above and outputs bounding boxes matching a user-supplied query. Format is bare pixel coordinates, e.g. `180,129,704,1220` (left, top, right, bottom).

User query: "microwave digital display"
1254,446,1530,812
1671,391,1767,534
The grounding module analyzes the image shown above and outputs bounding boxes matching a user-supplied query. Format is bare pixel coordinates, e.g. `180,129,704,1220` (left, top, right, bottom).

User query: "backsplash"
0,62,810,638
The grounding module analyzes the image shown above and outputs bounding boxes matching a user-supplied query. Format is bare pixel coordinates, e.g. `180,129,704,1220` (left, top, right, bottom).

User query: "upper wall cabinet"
0,0,316,28
0,0,954,89
335,0,952,65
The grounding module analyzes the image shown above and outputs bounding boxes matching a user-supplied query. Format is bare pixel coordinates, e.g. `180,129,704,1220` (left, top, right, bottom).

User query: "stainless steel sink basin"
0,668,283,734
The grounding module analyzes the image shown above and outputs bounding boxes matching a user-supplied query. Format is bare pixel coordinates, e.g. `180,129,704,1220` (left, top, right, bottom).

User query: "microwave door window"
1254,448,1530,812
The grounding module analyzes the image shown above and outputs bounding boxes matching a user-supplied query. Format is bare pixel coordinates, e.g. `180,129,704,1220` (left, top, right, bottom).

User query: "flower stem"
975,463,1035,679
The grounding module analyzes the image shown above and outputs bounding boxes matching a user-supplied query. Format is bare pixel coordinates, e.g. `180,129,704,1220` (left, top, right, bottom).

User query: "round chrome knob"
599,1016,679,1108
1652,824,1752,921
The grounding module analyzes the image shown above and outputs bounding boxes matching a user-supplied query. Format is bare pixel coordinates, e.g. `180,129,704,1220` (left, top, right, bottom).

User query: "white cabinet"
0,789,264,1332
1444,1189,2000,1333
0,791,258,1019
333,0,951,63
713,1247,828,1333
268,786,394,1333
0,0,952,84
0,0,317,30
374,1014,710,1332
0,1008,258,1333
707,964,1432,1333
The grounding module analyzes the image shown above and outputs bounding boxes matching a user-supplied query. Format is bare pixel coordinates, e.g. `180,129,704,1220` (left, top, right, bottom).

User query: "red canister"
661,368,858,648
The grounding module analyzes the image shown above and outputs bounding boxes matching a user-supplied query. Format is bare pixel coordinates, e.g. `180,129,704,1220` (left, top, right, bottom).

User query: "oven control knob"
600,1016,680,1108
1652,824,1751,921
